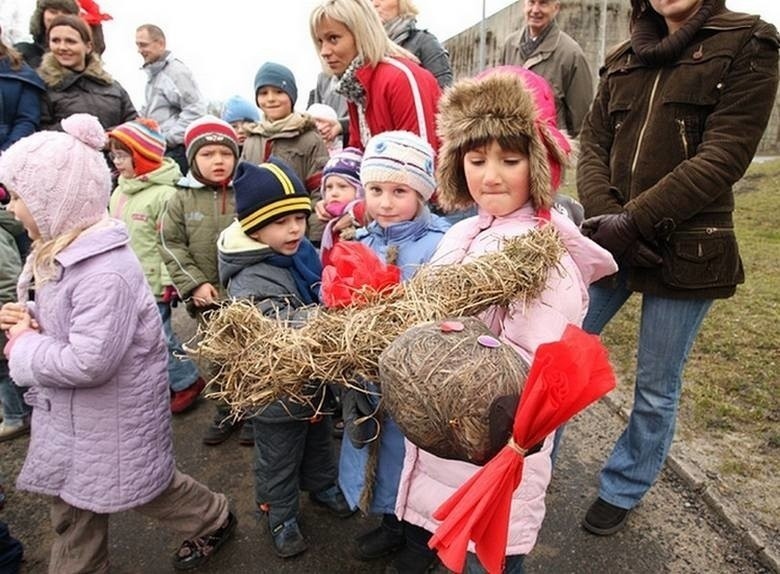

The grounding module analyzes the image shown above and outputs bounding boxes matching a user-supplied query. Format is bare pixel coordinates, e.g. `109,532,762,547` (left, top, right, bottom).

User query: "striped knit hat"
360,131,436,201
233,157,312,235
185,116,239,163
322,146,364,198
108,118,166,176
184,115,239,185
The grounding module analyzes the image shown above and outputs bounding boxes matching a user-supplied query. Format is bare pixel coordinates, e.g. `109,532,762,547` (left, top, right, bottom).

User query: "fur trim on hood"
436,69,572,212
29,0,80,45
38,51,112,88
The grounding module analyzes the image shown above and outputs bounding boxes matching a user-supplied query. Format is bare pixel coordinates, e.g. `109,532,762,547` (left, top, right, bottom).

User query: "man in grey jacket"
136,24,206,173
500,0,593,136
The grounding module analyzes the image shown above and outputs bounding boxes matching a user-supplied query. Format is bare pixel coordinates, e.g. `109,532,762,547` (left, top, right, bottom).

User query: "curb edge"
600,394,779,574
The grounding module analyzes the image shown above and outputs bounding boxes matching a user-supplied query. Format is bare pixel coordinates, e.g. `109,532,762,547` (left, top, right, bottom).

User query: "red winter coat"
347,57,441,154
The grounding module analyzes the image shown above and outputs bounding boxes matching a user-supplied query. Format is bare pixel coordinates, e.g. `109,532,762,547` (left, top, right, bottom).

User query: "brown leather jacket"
577,8,779,299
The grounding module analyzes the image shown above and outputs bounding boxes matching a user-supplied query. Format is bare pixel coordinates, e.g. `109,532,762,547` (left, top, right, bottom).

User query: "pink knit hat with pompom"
0,113,111,241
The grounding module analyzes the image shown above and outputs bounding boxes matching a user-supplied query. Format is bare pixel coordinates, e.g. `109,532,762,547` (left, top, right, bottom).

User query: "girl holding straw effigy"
337,131,450,565
391,67,618,574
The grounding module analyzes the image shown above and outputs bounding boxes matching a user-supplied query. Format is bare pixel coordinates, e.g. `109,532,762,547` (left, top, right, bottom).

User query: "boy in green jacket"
158,115,250,445
108,118,206,414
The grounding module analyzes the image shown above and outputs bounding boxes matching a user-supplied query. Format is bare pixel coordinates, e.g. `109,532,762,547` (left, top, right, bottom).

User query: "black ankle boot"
354,513,405,560
385,544,438,574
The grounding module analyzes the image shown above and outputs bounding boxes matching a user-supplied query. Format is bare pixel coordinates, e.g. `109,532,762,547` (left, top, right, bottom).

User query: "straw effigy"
379,317,529,465
190,225,564,413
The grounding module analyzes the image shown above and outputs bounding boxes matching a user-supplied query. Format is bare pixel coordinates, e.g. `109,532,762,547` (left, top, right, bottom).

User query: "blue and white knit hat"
360,131,436,201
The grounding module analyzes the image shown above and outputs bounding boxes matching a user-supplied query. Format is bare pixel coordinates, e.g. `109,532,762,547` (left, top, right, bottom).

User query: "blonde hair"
26,228,86,287
309,0,416,68
397,0,420,17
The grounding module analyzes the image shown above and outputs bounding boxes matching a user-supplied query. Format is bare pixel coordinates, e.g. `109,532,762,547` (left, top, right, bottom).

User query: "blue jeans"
464,553,525,573
583,270,712,509
0,360,30,425
157,303,200,392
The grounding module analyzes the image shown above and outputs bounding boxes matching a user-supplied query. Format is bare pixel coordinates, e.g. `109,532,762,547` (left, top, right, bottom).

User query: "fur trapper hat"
29,0,79,44
435,67,572,212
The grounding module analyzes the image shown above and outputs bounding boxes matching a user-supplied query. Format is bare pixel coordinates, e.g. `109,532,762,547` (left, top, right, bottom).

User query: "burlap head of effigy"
380,317,528,465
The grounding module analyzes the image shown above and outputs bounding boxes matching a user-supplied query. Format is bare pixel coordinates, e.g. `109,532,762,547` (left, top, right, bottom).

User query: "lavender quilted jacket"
9,221,175,513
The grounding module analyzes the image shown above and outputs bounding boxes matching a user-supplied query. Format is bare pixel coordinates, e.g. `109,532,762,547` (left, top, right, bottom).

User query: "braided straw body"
192,226,564,413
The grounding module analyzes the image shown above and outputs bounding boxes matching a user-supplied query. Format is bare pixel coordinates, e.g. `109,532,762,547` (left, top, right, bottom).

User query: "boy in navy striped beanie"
233,157,312,237
216,156,351,558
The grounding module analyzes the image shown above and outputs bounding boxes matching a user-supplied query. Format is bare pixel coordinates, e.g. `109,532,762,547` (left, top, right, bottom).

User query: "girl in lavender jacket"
393,69,618,573
0,114,235,573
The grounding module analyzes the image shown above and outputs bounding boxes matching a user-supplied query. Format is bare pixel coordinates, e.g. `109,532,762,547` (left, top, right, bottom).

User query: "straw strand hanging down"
189,226,565,413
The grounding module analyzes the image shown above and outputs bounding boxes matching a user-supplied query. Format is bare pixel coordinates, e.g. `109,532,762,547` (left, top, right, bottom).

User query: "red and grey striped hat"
184,115,239,165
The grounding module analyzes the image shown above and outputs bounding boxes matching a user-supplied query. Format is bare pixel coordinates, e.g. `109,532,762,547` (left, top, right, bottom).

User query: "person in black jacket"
37,15,136,132
371,0,453,88
0,32,45,152
576,0,778,537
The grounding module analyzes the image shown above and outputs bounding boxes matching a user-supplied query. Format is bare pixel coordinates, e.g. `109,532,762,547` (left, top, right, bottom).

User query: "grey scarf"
384,16,417,45
519,22,554,61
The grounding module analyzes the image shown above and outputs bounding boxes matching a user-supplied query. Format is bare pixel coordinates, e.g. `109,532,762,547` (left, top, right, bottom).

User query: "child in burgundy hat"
158,115,249,445
108,118,206,414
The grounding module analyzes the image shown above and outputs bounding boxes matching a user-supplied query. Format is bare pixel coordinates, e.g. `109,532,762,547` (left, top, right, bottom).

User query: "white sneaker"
0,420,30,442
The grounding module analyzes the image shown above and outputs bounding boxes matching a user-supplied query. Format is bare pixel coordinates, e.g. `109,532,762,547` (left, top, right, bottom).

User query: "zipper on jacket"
677,226,724,234
676,119,689,158
630,70,663,179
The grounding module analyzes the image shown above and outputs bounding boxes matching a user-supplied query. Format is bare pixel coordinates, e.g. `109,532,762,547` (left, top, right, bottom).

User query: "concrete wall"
443,1,780,154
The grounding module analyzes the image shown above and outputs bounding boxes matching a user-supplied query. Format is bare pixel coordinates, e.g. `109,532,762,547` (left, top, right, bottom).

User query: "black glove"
626,240,663,268
583,213,663,267
581,212,639,261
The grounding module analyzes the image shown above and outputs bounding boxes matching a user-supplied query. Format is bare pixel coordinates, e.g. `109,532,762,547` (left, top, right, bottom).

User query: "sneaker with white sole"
0,420,30,442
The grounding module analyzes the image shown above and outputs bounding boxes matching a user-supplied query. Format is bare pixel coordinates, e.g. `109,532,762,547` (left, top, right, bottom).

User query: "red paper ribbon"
320,241,401,308
429,325,616,573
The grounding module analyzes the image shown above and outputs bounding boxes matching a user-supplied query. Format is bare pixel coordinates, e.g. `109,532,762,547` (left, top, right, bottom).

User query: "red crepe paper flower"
429,324,617,573
77,0,113,24
321,242,402,308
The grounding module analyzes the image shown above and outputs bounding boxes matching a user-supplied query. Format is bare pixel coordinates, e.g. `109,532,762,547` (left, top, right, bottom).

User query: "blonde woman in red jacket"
309,0,441,155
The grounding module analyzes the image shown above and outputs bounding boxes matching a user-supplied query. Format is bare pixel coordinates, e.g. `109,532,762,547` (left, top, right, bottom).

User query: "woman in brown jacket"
574,0,778,536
